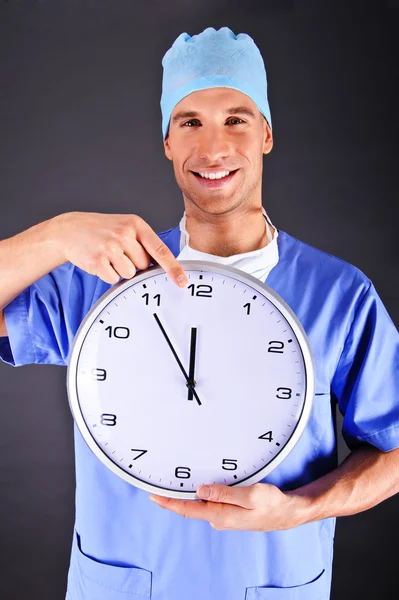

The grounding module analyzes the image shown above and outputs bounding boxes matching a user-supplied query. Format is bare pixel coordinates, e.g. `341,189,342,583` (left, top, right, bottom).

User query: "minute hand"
153,313,202,406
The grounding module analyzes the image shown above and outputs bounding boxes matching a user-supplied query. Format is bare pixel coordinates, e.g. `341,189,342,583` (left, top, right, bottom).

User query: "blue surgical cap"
160,26,272,140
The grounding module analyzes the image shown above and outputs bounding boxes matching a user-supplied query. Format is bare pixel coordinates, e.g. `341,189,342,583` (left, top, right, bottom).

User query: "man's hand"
53,211,188,287
150,483,307,531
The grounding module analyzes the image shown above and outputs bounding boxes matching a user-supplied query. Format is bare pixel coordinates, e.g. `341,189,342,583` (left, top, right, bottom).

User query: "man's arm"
0,212,188,339
287,443,399,525
149,443,399,531
0,217,66,337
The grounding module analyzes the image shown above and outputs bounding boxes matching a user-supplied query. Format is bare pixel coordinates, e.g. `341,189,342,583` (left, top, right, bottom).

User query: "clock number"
91,368,107,381
142,293,161,306
222,459,238,471
258,431,273,442
243,302,251,315
130,449,148,460
175,466,191,479
187,284,213,298
268,341,284,354
105,326,130,339
100,413,117,426
276,387,292,399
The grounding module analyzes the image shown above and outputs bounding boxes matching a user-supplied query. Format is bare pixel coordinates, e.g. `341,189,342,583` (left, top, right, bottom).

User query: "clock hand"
187,327,197,401
153,313,202,406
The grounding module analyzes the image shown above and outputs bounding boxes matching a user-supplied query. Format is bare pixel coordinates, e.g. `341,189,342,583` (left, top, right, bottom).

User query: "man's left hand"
150,482,307,531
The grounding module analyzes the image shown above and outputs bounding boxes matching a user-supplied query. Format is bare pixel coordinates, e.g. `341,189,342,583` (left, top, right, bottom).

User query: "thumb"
196,484,255,508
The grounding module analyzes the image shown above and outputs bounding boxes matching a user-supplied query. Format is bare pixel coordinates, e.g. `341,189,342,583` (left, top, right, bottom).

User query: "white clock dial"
67,261,315,500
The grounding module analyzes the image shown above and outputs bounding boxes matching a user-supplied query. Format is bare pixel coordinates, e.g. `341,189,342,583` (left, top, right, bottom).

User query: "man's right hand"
54,211,188,287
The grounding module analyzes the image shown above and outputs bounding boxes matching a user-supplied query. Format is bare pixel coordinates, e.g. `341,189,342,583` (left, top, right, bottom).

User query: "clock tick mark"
123,296,127,299
143,284,147,289
296,393,300,396
233,284,236,288
270,310,274,314
288,339,293,343
92,424,97,428
99,320,104,324
261,458,265,462
277,319,281,323
133,289,136,294
252,295,257,300
106,311,110,315
276,442,281,446
262,302,265,306
283,329,287,332
269,451,273,455
114,303,118,307
112,451,115,454
199,274,203,280
129,464,133,468
233,475,238,479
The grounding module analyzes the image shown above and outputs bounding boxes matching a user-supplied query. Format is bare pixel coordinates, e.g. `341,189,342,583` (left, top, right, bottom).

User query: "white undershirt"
177,207,279,283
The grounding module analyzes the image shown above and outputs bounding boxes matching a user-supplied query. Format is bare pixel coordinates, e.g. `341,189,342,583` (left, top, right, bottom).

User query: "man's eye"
228,118,244,125
183,120,200,127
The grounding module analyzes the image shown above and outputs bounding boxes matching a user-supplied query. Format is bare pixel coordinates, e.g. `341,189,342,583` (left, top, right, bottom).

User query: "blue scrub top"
1,225,399,600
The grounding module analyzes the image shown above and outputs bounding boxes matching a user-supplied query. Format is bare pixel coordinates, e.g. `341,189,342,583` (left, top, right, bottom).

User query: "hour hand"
187,327,197,401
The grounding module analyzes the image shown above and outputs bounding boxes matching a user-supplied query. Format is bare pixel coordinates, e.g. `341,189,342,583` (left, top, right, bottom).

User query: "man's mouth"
190,169,239,188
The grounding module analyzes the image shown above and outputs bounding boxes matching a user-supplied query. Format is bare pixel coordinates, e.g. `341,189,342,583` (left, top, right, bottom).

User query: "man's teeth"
198,171,231,180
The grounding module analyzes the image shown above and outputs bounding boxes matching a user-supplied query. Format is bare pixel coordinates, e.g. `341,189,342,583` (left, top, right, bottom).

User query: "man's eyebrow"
171,106,257,124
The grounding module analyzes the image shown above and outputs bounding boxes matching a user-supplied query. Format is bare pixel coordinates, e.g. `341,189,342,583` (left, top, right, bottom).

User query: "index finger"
135,217,188,288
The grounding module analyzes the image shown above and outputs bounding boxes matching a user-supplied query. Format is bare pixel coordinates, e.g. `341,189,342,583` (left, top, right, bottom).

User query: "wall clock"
67,261,315,500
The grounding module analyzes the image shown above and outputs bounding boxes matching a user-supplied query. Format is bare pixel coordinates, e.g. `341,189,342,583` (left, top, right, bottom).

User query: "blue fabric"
160,27,272,140
1,225,399,600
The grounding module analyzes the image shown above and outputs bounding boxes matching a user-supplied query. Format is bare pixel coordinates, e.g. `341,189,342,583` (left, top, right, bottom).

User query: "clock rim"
67,260,315,500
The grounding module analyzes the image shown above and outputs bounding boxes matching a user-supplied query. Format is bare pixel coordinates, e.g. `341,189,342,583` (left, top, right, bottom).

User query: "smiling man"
0,26,399,600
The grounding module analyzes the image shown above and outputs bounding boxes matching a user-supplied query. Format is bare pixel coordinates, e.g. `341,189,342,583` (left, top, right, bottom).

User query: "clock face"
67,261,314,500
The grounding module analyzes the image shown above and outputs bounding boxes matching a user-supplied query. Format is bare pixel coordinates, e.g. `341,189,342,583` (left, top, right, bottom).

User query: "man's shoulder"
277,228,371,290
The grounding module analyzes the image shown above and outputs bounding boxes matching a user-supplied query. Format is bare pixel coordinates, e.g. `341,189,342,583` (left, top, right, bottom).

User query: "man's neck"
184,206,273,257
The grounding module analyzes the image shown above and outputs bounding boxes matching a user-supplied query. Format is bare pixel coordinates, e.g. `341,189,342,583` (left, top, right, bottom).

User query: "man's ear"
263,120,273,155
164,135,173,161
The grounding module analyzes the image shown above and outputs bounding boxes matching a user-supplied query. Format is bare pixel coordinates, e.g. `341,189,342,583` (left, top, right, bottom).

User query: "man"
0,26,398,600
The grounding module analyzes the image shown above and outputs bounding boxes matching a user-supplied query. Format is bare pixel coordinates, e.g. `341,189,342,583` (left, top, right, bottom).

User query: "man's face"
164,87,273,216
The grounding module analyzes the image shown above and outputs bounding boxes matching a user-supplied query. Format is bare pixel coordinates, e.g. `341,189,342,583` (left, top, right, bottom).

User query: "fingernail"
198,486,211,499
177,273,187,287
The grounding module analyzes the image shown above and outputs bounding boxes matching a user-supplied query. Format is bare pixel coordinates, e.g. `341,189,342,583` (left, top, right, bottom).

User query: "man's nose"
196,127,230,163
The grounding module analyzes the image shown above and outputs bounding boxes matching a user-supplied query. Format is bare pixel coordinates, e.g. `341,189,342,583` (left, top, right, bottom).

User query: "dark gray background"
0,1,398,598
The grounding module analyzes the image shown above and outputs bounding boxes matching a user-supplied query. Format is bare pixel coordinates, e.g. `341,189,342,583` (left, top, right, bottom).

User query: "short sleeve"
332,282,399,452
0,263,111,367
